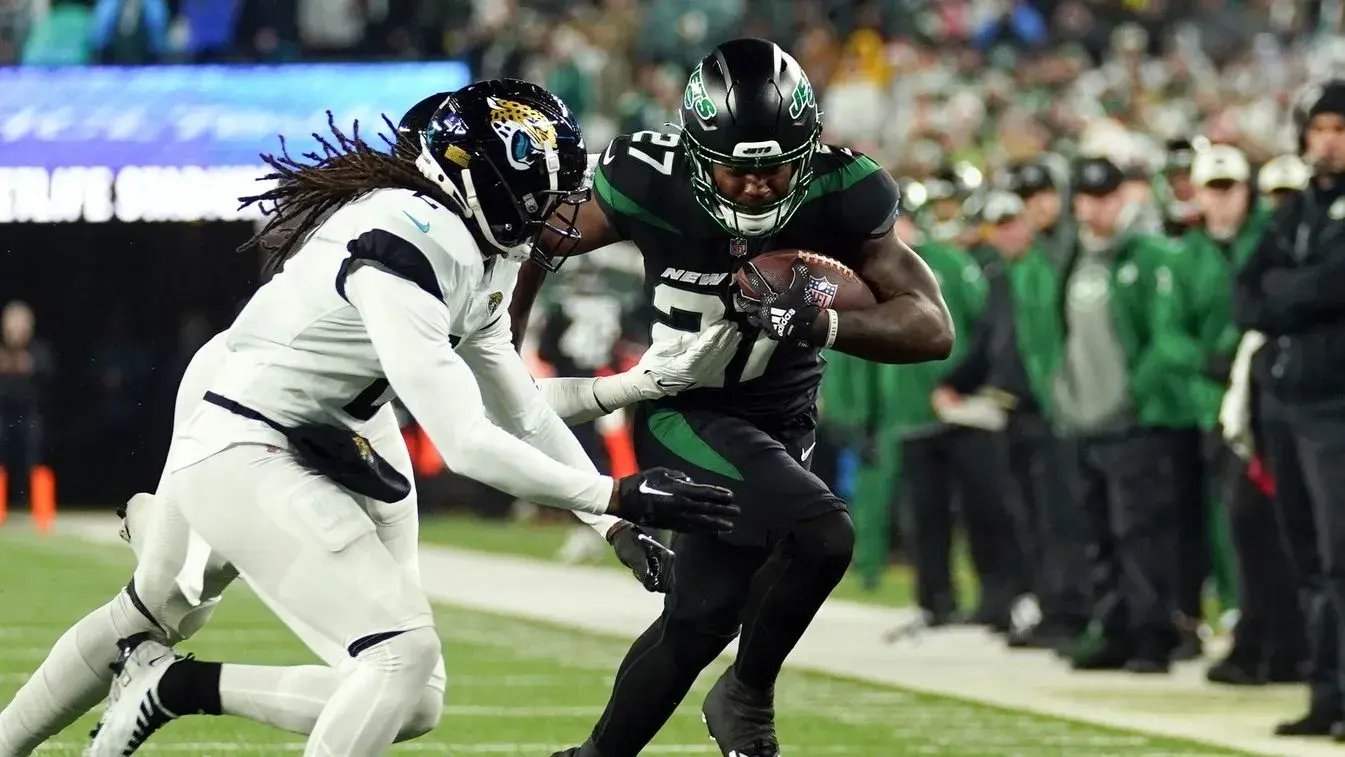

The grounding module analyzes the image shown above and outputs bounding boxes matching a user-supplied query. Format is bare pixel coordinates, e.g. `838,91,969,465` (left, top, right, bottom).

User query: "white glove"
537,323,742,425
1220,330,1266,460
633,322,742,395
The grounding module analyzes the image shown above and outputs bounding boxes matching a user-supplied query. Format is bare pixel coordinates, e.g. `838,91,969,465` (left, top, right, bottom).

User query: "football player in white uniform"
0,92,738,757
75,79,736,757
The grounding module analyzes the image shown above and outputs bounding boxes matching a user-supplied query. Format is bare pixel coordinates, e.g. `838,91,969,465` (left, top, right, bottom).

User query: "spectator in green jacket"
890,237,1026,629
1056,156,1193,674
1157,146,1271,662
1179,146,1307,687
941,191,1089,649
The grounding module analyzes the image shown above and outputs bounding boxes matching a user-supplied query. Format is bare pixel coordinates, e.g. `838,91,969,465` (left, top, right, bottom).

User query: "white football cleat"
84,633,182,756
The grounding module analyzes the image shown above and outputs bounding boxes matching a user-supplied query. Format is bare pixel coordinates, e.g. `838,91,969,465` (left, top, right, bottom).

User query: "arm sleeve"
535,373,660,426
345,266,613,516
1258,257,1345,325
940,312,991,393
1131,258,1209,400
455,315,624,537
1234,222,1300,333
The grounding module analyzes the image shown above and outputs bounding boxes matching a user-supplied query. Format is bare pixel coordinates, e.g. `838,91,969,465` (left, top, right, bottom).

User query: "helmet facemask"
683,126,820,238
416,82,592,272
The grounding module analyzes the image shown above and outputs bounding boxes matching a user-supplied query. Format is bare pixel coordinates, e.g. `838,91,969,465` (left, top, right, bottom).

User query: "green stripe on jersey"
802,154,884,204
646,409,744,481
593,167,680,233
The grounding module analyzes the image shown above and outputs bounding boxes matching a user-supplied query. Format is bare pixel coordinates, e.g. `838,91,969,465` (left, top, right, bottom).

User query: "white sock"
219,660,443,742
0,590,164,755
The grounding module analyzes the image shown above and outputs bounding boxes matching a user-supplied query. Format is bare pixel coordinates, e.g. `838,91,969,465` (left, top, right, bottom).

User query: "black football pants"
1260,396,1345,714
1071,429,1179,644
901,427,1028,621
582,406,854,757
1007,413,1090,627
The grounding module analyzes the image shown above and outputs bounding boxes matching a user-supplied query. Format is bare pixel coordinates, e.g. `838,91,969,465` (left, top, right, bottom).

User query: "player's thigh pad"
168,444,435,664
663,531,770,635
124,493,237,642
634,407,844,547
353,407,446,692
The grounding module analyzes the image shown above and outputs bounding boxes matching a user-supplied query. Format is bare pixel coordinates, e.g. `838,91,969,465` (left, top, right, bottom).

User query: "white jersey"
170,188,617,520
211,188,517,429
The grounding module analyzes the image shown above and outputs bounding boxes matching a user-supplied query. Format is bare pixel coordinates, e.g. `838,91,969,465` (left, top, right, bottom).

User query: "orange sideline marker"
31,465,56,533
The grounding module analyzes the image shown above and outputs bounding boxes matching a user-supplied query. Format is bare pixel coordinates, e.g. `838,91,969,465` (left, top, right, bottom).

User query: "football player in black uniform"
511,39,954,757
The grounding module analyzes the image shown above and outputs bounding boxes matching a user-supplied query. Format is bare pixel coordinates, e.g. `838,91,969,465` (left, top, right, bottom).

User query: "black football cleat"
702,668,780,757
550,740,602,757
1274,710,1339,737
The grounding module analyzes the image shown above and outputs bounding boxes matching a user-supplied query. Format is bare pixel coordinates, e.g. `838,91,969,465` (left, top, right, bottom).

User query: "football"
734,249,877,311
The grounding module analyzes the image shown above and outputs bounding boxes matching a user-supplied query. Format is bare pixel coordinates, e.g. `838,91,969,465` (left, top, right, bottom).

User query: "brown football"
734,249,877,311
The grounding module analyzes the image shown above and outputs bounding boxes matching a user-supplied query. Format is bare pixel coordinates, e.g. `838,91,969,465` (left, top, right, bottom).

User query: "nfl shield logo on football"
729,238,748,257
806,276,839,309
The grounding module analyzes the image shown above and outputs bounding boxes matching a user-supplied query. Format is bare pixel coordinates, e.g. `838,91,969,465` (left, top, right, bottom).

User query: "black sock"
155,658,223,716
589,616,731,757
734,512,853,692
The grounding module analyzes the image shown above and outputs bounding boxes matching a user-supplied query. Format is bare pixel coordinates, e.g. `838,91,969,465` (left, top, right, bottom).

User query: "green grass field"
0,526,1251,756
416,513,979,611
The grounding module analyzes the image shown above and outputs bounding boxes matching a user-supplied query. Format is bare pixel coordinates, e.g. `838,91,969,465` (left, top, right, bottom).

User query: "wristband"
823,309,839,349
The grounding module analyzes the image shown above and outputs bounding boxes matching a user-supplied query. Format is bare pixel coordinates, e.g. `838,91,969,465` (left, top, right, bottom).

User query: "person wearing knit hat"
1239,78,1345,739
1055,155,1197,674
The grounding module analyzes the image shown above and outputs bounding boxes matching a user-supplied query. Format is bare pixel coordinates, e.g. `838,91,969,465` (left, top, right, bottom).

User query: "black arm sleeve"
939,314,992,394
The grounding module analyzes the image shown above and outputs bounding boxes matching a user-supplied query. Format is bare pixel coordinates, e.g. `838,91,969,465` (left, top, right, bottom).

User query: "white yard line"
34,743,746,753
46,514,1329,757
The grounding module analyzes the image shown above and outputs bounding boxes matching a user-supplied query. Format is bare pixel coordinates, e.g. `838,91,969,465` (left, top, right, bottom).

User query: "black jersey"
592,129,900,426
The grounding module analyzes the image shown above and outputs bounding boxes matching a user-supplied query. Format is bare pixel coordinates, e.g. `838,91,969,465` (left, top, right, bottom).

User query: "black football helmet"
416,79,590,270
679,38,822,237
397,91,450,148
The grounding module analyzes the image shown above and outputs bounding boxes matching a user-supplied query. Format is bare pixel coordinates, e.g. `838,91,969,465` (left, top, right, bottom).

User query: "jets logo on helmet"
684,63,718,123
487,96,560,170
788,78,815,120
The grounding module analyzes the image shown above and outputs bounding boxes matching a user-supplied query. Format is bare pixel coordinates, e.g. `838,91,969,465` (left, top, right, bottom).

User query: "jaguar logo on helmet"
486,96,559,170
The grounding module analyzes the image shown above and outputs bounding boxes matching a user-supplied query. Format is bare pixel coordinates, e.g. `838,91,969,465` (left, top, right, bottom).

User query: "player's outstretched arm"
819,232,955,364
536,322,741,426
348,266,737,533
458,315,680,592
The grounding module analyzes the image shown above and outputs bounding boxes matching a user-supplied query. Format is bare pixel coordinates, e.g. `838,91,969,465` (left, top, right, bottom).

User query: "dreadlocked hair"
239,111,457,275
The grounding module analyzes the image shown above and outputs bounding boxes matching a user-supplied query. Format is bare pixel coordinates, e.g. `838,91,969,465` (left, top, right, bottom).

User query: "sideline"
49,514,1319,757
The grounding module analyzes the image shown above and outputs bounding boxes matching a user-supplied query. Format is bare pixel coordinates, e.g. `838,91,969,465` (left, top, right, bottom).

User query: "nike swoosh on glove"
734,260,823,347
615,467,738,534
636,322,742,394
609,523,675,592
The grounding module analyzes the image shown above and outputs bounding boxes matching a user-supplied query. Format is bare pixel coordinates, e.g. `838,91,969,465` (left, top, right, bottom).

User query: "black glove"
734,260,824,347
609,523,675,592
615,468,738,533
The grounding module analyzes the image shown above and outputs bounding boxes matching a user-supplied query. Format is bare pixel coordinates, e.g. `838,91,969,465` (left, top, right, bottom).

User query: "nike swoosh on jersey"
801,441,816,461
402,211,431,233
638,481,672,497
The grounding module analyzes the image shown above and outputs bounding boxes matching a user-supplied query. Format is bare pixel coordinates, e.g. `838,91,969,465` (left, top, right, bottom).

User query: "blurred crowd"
8,0,1345,728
